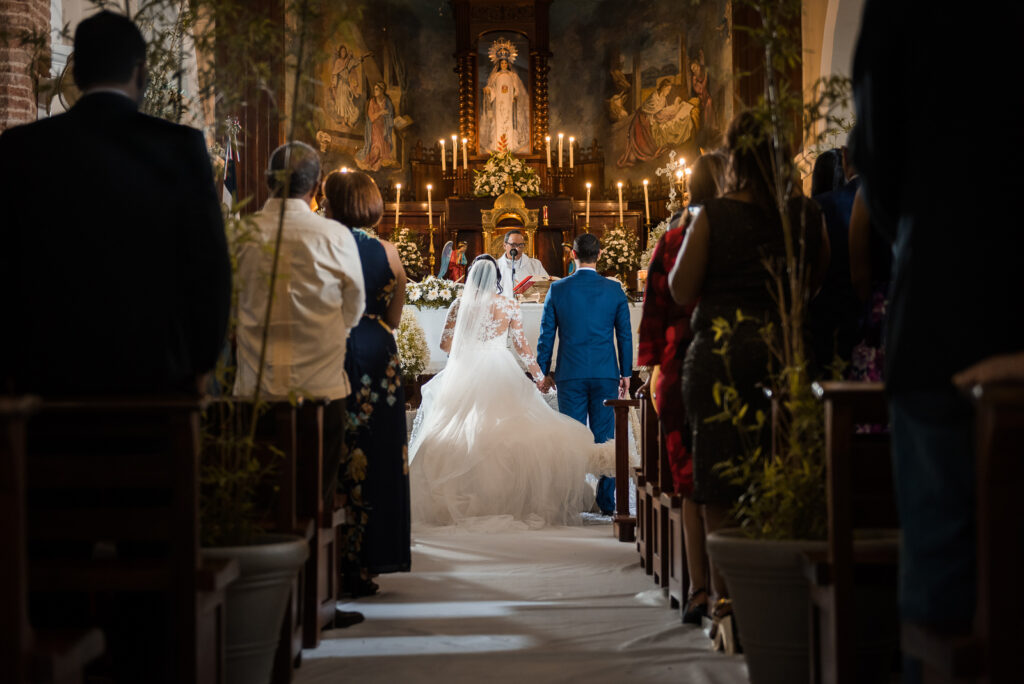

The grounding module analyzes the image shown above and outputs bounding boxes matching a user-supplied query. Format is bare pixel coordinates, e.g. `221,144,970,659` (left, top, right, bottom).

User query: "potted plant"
698,2,896,682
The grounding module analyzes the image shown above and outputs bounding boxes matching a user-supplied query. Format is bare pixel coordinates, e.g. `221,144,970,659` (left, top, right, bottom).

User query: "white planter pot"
707,528,899,684
202,534,309,684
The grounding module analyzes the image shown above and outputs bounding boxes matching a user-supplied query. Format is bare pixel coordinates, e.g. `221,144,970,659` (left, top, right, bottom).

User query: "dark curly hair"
470,254,503,295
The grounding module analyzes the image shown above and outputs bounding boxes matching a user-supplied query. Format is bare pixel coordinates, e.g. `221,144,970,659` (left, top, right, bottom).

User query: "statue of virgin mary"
479,39,530,154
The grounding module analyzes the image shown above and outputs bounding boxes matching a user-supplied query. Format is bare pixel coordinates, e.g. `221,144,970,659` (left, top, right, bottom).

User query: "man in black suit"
0,10,230,396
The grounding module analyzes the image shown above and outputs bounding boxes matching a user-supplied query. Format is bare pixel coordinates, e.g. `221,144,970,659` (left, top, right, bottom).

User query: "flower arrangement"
597,224,640,281
640,217,672,268
396,307,430,382
473,151,541,197
406,275,463,309
392,225,424,276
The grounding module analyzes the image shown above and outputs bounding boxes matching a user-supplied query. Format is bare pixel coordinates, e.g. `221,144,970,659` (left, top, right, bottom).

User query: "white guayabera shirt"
497,253,548,298
234,198,366,400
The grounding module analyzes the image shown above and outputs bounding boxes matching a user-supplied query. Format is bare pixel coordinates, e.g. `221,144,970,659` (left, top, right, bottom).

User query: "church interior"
2,1,1022,683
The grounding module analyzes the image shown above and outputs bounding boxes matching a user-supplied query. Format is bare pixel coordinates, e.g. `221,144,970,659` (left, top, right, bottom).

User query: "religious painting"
611,35,702,169
315,17,407,174
477,32,531,156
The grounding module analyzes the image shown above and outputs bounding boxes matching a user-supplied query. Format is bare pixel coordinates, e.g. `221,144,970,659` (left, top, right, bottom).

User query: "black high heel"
682,586,709,625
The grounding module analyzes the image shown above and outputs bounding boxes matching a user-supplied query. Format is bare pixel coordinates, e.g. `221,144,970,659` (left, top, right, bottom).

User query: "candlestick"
617,182,624,226
585,182,591,226
545,136,551,167
543,205,549,226
461,138,468,170
684,167,692,194
642,179,650,224
451,134,457,169
394,183,401,228
675,169,684,196
568,136,575,169
439,139,446,172
558,133,564,168
427,183,433,226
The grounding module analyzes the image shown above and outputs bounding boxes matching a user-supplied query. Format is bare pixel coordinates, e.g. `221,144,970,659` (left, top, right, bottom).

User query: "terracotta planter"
202,534,309,684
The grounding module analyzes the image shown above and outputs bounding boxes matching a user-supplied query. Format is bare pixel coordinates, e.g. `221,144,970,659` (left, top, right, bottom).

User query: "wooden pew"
806,382,899,684
296,399,344,647
23,398,237,684
3,396,105,684
604,398,639,542
634,388,654,574
901,381,1024,684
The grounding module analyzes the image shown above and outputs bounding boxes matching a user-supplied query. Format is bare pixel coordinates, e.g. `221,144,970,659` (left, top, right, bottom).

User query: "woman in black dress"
668,111,829,630
323,170,410,595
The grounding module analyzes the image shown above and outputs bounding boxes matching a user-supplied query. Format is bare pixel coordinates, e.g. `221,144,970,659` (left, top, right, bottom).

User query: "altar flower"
473,150,541,198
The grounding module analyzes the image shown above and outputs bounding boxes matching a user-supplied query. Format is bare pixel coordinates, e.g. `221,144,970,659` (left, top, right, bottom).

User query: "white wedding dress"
409,262,606,530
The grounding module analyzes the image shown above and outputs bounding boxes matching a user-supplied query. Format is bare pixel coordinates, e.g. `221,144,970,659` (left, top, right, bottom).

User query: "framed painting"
476,31,532,156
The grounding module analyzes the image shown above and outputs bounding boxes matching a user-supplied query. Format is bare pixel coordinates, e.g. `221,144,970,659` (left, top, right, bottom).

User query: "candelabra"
547,166,576,196
441,167,471,198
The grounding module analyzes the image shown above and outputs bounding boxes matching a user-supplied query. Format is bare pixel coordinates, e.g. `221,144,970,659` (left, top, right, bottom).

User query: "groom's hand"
618,376,630,399
539,375,555,393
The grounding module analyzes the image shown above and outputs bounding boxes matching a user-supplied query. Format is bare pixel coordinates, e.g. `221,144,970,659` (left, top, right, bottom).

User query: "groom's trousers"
557,378,618,513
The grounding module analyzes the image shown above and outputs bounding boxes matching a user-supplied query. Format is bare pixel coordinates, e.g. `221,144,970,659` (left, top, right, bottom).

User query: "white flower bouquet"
406,275,463,309
392,225,424,275
597,224,640,282
640,217,671,268
396,307,430,382
473,151,541,197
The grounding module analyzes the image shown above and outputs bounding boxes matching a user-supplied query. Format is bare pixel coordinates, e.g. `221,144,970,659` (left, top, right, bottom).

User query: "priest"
497,229,548,297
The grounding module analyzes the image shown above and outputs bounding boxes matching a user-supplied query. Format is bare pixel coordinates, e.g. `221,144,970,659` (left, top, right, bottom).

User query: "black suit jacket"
0,93,231,395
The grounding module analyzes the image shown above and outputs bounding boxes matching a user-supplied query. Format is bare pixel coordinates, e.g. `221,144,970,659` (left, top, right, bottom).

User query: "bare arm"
848,187,873,303
439,298,460,354
379,239,407,331
668,209,710,306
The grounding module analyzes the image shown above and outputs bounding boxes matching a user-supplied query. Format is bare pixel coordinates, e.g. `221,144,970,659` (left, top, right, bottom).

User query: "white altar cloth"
407,302,643,374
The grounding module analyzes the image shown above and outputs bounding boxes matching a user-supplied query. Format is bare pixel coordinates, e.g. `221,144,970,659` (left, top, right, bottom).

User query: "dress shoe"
682,587,709,625
334,609,365,628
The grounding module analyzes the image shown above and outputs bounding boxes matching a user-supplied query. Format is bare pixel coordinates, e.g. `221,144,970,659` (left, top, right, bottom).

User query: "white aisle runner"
295,525,748,684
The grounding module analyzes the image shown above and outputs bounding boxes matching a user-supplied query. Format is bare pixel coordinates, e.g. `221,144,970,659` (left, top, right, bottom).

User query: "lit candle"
451,134,457,169
684,167,692,193
617,181,624,225
675,169,684,195
426,183,433,225
585,182,591,225
568,136,575,169
461,138,468,170
558,133,564,168
439,139,446,172
642,179,650,224
545,136,551,167
394,183,401,227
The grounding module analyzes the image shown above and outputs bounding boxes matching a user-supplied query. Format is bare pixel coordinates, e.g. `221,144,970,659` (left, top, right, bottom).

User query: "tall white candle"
395,183,401,227
439,139,446,172
642,179,650,224
568,136,575,169
685,167,692,193
585,182,591,226
617,181,624,226
426,183,433,225
391,184,399,227
451,134,457,169
461,138,468,170
557,133,564,168
545,136,551,167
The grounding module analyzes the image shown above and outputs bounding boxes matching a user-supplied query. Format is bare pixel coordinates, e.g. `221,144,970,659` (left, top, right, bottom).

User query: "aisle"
295,524,748,684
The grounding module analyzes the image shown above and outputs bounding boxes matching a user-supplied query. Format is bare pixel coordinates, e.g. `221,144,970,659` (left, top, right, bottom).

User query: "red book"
513,276,534,295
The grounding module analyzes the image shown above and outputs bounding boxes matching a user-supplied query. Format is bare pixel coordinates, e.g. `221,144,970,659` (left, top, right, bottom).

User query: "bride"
408,254,604,529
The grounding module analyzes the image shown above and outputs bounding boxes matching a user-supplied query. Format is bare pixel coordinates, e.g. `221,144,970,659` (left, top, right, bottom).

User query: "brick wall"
0,0,51,132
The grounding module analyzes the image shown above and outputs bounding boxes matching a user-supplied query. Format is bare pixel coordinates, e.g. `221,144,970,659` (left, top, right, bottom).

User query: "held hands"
537,375,555,394
618,376,630,399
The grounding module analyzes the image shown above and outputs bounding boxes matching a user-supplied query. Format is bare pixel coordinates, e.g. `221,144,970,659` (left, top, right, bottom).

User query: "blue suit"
537,268,632,513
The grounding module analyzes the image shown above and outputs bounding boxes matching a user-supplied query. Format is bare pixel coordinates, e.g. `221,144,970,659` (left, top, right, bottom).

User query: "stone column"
0,0,51,131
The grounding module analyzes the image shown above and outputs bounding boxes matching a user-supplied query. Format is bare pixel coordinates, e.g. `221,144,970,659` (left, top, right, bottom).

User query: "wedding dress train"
408,262,607,530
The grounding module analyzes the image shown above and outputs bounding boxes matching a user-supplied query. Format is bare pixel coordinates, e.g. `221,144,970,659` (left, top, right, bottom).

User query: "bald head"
266,142,321,199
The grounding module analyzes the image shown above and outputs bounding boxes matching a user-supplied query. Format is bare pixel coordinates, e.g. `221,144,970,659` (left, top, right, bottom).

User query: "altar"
407,302,644,375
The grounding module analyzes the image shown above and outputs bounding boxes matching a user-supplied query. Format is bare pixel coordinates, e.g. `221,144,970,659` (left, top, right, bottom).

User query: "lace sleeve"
440,298,460,353
507,300,543,381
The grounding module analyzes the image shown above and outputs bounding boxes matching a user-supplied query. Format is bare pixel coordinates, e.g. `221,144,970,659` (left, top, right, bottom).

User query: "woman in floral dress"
323,170,410,596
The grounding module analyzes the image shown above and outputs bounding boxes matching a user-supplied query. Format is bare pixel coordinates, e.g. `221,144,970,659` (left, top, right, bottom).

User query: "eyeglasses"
507,242,526,248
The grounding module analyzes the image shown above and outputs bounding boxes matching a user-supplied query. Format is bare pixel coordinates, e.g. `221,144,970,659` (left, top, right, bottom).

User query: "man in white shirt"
496,229,548,297
234,141,365,507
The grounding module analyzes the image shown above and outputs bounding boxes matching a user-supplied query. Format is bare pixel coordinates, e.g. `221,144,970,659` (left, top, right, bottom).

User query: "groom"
537,233,632,514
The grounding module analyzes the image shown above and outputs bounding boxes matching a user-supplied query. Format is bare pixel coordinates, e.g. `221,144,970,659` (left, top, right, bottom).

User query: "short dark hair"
470,253,503,294
689,151,728,205
322,170,383,229
266,142,321,198
503,229,525,243
73,11,147,89
573,233,600,263
810,147,844,197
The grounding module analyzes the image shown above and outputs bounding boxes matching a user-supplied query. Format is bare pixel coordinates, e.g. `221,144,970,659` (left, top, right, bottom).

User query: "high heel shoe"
710,597,742,654
682,586,709,625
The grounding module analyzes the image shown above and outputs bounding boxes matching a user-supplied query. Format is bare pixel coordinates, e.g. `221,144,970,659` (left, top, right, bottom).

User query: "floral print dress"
339,229,410,579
